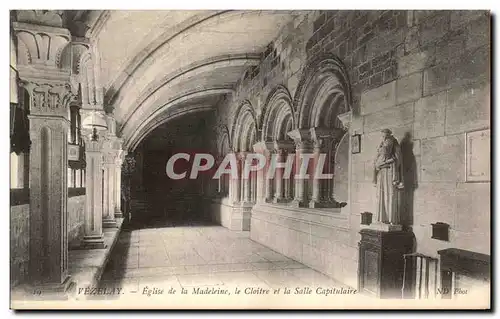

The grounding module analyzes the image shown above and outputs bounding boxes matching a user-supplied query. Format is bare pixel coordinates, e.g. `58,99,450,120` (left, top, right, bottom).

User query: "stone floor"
97,221,349,299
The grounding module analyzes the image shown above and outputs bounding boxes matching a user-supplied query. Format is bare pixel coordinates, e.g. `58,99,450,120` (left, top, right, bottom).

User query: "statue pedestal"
358,228,414,299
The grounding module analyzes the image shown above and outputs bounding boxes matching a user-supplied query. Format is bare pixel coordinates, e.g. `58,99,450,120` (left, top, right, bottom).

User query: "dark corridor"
128,112,216,229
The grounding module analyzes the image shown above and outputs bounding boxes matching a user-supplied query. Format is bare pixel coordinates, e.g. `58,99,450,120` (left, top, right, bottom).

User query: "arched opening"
217,132,231,196
261,85,296,204
232,101,258,205
294,55,352,209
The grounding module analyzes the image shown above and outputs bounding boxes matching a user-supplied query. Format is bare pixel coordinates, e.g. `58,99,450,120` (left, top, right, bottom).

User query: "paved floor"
98,222,348,297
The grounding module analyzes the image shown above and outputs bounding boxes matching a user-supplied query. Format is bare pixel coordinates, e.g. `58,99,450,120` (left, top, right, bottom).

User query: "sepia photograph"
8,7,491,310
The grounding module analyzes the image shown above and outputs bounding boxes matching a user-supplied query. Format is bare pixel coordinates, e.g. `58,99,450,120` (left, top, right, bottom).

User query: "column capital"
82,128,106,152
287,129,313,151
252,141,274,153
20,80,74,119
115,149,127,165
309,127,346,149
337,111,352,130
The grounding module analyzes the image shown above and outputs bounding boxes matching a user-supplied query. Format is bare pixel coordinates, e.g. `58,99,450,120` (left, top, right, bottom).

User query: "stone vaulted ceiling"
88,10,297,150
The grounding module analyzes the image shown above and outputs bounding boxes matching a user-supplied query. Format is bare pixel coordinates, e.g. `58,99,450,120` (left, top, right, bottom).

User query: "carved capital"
20,80,74,118
287,129,313,152
115,150,127,166
309,127,346,151
13,21,71,70
337,111,352,130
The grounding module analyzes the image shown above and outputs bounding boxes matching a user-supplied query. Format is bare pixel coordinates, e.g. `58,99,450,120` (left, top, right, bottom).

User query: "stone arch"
231,100,258,152
294,54,353,130
261,85,295,142
216,124,231,156
294,55,353,208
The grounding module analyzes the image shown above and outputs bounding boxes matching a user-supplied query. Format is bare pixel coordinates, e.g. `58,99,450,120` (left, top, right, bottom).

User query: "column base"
81,234,106,249
265,197,275,203
103,218,118,228
290,199,309,208
114,210,123,218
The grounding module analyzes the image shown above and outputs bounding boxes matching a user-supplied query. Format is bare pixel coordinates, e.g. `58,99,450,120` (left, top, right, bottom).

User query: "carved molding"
261,85,295,141
293,54,354,128
231,100,258,152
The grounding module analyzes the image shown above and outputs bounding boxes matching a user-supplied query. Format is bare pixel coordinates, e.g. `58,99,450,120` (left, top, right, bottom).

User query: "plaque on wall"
68,143,80,161
351,134,361,154
465,129,490,182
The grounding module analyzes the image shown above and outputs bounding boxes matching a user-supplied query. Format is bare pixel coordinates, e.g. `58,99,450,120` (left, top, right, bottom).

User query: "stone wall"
214,10,490,287
68,195,85,247
10,195,86,286
209,198,252,231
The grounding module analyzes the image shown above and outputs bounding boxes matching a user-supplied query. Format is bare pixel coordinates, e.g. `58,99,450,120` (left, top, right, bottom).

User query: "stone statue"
373,129,404,225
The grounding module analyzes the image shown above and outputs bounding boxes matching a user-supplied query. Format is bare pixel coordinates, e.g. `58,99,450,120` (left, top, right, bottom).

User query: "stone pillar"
272,148,285,203
239,152,252,204
102,132,123,226
228,152,241,204
287,129,313,208
114,150,125,218
252,141,274,203
251,169,257,202
308,127,347,208
272,141,294,204
25,82,73,288
81,127,106,248
14,20,74,290
102,152,117,228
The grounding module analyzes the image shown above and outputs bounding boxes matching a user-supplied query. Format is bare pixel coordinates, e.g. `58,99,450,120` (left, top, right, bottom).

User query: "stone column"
287,129,313,208
251,169,257,202
14,20,74,290
24,81,73,289
102,151,117,228
309,127,347,208
272,148,285,203
228,152,241,204
252,141,273,203
272,141,294,204
114,150,125,218
239,152,252,204
81,126,106,248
